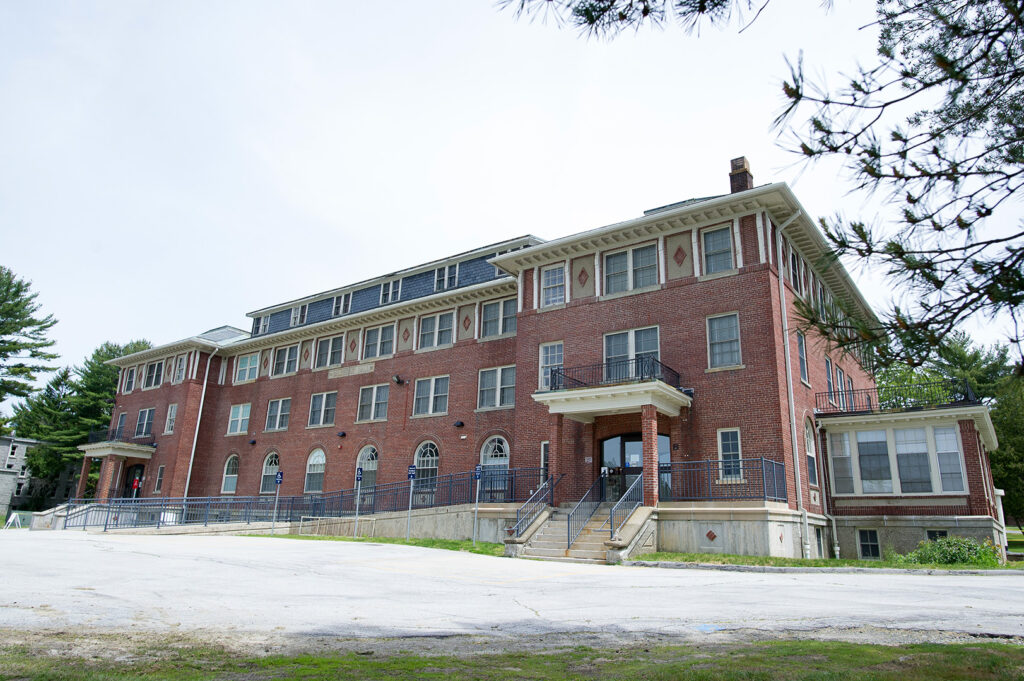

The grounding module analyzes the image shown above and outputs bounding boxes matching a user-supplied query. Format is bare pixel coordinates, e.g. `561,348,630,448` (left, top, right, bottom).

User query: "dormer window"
290,304,307,327
255,316,269,335
333,293,351,316
435,264,458,292
380,280,401,305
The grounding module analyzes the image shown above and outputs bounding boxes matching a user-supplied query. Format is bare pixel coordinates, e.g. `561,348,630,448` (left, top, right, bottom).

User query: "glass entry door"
601,434,669,501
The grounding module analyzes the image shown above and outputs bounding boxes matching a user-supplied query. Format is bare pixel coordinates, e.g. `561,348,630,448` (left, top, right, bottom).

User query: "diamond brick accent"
349,339,357,352
462,315,471,330
577,268,589,287
706,530,717,541
673,246,687,266
402,328,410,343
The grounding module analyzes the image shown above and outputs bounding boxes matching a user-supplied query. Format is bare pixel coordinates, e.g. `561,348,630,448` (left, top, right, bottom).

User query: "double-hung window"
702,226,734,275
604,244,657,295
123,367,136,393
435,264,457,291
539,342,564,390
154,465,165,493
357,384,389,421
363,324,394,358
804,420,817,486
164,404,177,434
825,357,835,404
796,332,808,383
272,345,298,376
894,428,931,492
707,313,741,369
829,432,855,493
604,327,659,381
935,427,965,491
290,304,307,327
541,265,566,307
144,361,163,389
235,352,259,383
257,316,270,334
265,398,291,431
836,367,847,410
718,429,742,479
113,413,127,439
173,356,186,383
227,404,250,435
419,312,454,349
308,392,337,427
315,335,345,369
856,430,893,493
481,299,516,337
136,408,155,437
413,376,449,416
478,366,515,409
380,280,400,305
333,293,351,316
789,248,802,293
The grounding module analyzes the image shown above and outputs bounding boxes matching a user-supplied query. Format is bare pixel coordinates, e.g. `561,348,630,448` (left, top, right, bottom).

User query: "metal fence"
550,356,681,390
63,467,547,531
660,458,787,502
815,379,979,415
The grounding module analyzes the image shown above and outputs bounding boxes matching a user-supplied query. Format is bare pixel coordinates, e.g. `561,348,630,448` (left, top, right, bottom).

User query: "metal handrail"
508,474,563,537
814,378,978,415
566,473,606,548
608,473,644,540
550,356,681,391
659,458,787,502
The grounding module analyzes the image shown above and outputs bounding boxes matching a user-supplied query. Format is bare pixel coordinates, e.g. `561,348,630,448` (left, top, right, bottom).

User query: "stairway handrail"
608,473,644,539
508,474,563,538
566,473,606,548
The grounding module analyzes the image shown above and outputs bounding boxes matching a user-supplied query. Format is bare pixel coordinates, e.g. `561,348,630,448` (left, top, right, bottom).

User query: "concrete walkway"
1,532,1022,641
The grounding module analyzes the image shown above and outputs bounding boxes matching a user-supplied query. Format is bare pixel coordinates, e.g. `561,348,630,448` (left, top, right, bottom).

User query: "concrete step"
521,547,569,558
567,548,606,560
523,555,605,565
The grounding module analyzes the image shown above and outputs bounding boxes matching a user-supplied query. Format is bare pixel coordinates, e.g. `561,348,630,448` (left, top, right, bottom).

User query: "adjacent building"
75,158,1005,559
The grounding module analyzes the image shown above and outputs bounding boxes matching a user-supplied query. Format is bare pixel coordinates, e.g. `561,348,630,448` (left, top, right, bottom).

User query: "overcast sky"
0,1,1008,416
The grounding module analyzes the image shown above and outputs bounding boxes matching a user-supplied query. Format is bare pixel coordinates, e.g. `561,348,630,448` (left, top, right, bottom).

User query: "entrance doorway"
600,434,670,501
121,464,145,498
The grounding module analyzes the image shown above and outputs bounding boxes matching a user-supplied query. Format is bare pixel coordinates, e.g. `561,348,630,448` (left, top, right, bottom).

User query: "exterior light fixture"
337,431,346,438
392,375,404,385
249,439,257,446
453,421,464,428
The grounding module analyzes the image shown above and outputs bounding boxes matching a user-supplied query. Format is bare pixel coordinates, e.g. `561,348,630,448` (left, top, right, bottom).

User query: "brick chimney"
729,156,753,193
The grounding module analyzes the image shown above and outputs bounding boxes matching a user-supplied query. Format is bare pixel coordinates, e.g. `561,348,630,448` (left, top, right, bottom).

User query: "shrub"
895,535,1000,567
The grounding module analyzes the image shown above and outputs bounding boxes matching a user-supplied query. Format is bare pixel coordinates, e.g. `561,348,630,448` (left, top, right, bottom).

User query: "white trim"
657,235,666,284
226,403,250,435
563,260,571,303
732,217,743,268
477,364,517,409
755,211,766,263
593,252,601,296
706,312,742,370
538,340,564,391
716,427,743,481
691,229,701,278
517,271,524,313
532,267,539,310
539,263,567,308
474,301,480,340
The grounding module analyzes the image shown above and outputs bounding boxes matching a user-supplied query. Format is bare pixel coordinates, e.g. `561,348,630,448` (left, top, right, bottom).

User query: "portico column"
641,404,659,506
96,456,123,501
74,456,91,499
548,413,564,505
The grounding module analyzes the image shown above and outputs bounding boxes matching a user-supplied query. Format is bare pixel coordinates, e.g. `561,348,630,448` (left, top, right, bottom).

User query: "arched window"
480,436,510,499
413,441,439,490
480,436,510,469
357,445,378,488
305,449,326,494
805,419,818,487
260,452,280,494
222,455,239,494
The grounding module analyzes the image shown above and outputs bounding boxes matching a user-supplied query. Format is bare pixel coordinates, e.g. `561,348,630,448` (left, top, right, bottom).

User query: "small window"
413,376,449,416
718,429,742,479
265,398,291,431
222,455,239,493
927,529,948,542
856,430,892,493
702,226,733,275
308,392,337,427
228,404,251,435
305,449,326,494
858,529,880,559
540,441,550,480
290,304,308,327
144,361,163,389
380,280,401,305
805,419,817,486
154,465,165,493
235,352,260,383
333,293,351,316
164,404,178,434
173,356,186,383
272,345,299,376
363,324,395,358
789,248,802,293
357,384,390,422
260,453,280,494
414,441,439,490
315,335,345,369
114,413,127,439
796,332,808,383
256,316,270,334
541,265,566,307
478,366,516,408
707,314,741,369
825,357,835,404
481,299,517,337
419,312,454,349
935,427,965,492
604,244,657,295
135,408,155,437
539,342,563,390
836,368,847,410
123,367,136,393
435,264,458,291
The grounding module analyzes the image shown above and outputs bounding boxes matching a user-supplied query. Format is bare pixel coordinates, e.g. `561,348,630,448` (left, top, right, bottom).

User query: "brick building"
76,158,1005,560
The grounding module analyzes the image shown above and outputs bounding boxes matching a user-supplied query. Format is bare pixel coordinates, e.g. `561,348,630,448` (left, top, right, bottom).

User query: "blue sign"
474,464,482,480
356,467,363,482
275,471,283,485
407,465,416,480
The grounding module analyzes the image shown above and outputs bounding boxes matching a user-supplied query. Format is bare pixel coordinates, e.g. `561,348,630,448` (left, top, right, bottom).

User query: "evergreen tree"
990,380,1024,533
73,340,151,436
0,266,57,404
12,369,80,487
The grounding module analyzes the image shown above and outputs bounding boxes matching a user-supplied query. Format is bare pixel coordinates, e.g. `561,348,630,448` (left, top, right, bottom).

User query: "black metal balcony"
815,379,979,416
87,429,156,446
549,356,681,391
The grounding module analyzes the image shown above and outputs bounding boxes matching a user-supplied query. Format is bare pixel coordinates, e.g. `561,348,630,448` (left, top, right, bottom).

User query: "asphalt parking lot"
2,532,1022,643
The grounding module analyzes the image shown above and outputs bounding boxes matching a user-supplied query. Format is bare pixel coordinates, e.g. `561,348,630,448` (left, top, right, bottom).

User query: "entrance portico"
77,439,157,501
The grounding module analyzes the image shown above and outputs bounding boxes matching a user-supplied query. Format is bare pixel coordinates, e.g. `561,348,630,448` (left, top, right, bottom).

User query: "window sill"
220,491,236,496
414,344,454,355
475,405,515,413
162,431,174,436
360,355,391,364
305,423,335,430
224,431,250,437
410,412,447,419
478,332,516,343
705,364,746,374
141,384,162,391
599,284,660,302
263,428,289,434
233,378,257,386
269,371,297,380
312,364,344,372
537,302,566,313
800,379,812,389
697,268,738,282
716,477,746,485
354,418,388,424
133,434,153,440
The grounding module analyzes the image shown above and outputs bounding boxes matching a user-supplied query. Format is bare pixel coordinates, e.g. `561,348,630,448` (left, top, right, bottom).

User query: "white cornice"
532,381,692,424
817,404,998,451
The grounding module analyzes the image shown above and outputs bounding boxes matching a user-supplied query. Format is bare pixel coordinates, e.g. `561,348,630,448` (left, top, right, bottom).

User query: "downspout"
776,210,812,558
183,348,217,499
818,422,842,557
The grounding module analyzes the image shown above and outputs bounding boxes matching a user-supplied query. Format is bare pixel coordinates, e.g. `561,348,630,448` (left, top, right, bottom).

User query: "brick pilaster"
74,456,91,499
641,404,659,505
549,413,564,505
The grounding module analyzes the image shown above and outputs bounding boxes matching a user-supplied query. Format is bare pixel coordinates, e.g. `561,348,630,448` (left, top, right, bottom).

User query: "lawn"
2,640,1024,680
256,533,506,557
633,551,1024,570
1007,529,1023,553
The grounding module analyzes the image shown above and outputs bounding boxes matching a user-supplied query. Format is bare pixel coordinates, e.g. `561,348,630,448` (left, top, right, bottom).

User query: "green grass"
254,532,506,557
1006,529,1024,553
3,640,1024,680
633,550,1024,570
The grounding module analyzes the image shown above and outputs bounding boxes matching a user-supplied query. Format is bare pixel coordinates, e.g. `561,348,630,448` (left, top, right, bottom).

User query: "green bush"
895,535,1000,567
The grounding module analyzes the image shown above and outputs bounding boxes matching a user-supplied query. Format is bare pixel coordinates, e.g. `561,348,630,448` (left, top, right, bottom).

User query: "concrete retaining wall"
296,503,519,543
654,502,826,558
833,515,1003,559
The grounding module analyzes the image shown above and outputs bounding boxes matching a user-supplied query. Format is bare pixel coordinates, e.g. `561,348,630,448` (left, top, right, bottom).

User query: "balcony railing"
87,429,156,446
815,379,979,415
660,458,787,502
550,356,681,391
